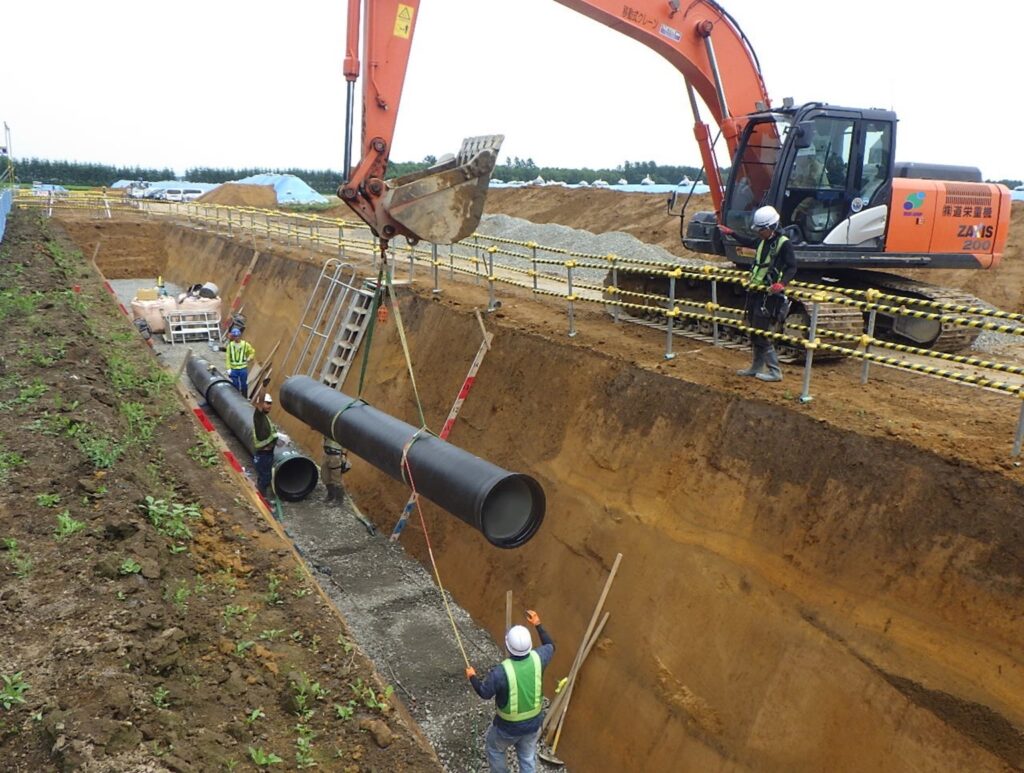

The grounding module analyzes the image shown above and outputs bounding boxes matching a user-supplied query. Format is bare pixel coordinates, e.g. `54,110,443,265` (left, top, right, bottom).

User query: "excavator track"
833,271,988,353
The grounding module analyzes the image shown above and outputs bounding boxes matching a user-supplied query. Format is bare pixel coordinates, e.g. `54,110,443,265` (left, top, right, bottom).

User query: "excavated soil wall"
90,221,1024,770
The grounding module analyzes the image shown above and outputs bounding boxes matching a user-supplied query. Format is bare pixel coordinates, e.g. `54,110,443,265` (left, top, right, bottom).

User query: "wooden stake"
542,552,622,742
247,338,282,400
549,611,610,753
505,590,513,633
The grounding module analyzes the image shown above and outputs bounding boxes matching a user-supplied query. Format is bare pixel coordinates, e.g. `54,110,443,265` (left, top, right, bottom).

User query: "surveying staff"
225,327,255,394
466,610,554,773
252,393,277,498
737,205,797,382
321,436,351,503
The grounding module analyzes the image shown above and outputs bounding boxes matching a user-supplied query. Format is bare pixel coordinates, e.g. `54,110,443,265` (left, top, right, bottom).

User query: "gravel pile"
476,213,707,285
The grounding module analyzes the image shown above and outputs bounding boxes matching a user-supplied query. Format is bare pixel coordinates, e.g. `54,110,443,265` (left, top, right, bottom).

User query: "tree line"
8,156,710,192
12,155,1020,192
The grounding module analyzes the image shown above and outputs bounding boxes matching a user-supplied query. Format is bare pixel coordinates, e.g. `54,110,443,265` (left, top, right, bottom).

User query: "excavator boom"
339,0,502,245
555,0,770,213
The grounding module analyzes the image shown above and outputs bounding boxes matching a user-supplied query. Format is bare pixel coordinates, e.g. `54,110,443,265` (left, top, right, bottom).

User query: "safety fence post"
611,257,620,324
566,261,578,338
861,308,878,385
227,209,233,237
711,278,720,346
1013,393,1024,458
664,274,677,360
338,225,344,259
486,246,498,311
799,299,820,403
473,236,481,285
431,243,442,295
448,244,455,280
530,243,539,291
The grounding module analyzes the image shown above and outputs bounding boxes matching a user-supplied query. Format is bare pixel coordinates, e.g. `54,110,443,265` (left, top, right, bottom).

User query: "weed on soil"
0,212,439,771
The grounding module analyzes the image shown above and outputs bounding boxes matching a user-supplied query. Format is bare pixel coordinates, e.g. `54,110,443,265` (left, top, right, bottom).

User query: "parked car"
164,188,184,202
182,189,204,202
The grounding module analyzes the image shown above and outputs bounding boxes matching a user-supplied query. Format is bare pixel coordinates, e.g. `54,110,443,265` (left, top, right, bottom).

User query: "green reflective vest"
497,651,543,723
226,339,254,370
750,234,789,287
252,412,278,451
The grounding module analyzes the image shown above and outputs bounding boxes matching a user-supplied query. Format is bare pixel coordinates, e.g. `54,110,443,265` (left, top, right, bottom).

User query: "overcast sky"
6,0,1020,181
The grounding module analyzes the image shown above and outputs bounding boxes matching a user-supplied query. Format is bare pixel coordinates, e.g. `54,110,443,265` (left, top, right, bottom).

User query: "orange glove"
465,666,476,679
526,609,541,626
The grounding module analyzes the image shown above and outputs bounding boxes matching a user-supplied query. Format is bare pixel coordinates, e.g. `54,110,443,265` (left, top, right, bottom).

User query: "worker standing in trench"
321,435,351,503
225,327,255,394
252,393,278,499
736,205,798,382
466,609,554,773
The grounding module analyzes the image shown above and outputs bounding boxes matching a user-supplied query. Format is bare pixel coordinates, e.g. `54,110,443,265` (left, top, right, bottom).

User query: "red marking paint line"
223,450,243,472
103,281,115,295
118,303,129,316
192,408,216,432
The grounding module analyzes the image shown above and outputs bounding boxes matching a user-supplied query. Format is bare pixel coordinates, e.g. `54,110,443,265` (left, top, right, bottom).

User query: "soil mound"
198,183,277,208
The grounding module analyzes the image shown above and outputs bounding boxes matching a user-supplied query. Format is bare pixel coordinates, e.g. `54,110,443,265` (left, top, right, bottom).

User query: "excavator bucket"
383,135,504,245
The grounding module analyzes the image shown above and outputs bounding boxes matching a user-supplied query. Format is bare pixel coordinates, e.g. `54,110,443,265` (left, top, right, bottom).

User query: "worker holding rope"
466,610,555,773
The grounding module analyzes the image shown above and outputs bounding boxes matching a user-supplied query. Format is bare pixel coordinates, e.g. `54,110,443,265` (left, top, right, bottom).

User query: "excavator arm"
339,0,503,245
555,0,770,214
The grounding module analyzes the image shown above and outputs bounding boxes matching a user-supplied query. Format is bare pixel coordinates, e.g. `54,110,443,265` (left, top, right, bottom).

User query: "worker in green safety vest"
466,609,554,773
225,327,255,395
737,205,798,382
251,393,278,498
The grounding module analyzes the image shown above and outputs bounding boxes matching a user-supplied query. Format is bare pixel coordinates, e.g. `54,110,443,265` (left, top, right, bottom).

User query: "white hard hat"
752,205,780,229
505,625,533,657
263,394,273,404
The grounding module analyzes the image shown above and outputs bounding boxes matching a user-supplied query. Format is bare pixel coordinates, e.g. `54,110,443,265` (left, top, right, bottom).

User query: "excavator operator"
737,206,798,383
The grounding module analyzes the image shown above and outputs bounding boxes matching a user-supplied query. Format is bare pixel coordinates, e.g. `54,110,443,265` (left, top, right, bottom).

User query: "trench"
62,214,1024,772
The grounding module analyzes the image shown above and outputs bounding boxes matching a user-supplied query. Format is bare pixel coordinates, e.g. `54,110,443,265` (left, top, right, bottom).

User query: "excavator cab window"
781,115,855,244
857,122,893,206
723,115,790,240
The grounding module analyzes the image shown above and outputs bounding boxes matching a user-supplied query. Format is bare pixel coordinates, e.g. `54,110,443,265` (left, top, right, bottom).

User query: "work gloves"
465,666,476,679
526,609,541,626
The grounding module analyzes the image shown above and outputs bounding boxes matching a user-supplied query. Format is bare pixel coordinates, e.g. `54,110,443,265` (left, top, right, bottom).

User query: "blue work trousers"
252,450,274,497
485,723,539,773
228,367,248,395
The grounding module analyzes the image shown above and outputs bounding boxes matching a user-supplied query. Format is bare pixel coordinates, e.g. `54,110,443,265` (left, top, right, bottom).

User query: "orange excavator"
340,0,1012,352
338,0,501,246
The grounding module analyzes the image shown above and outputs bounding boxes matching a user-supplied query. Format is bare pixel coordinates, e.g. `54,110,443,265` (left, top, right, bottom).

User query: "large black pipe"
187,355,319,501
280,376,544,548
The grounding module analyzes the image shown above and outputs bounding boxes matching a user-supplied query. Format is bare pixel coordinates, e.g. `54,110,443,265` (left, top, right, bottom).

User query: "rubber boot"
737,345,766,377
756,348,783,382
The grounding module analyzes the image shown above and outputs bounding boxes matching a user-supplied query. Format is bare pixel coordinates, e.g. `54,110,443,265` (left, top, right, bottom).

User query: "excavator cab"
700,103,1010,273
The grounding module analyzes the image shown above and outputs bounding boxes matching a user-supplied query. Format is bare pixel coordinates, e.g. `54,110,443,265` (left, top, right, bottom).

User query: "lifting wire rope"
358,239,471,667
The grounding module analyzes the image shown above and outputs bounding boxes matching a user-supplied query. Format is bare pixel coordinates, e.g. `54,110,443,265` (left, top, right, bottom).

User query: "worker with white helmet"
466,609,554,773
737,205,798,382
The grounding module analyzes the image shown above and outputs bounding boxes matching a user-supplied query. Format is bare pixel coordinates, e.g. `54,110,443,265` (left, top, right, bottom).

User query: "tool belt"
745,290,790,333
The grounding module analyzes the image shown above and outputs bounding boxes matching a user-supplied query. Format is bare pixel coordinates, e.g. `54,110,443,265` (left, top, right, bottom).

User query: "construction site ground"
3,187,1024,771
